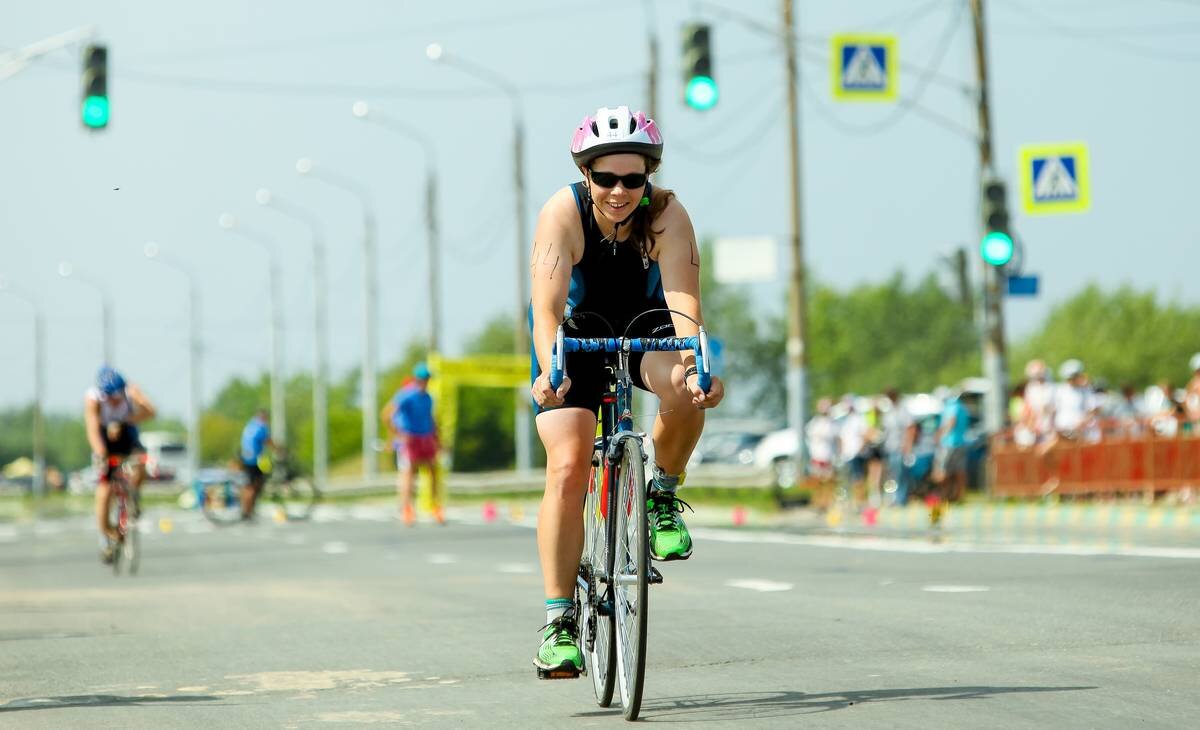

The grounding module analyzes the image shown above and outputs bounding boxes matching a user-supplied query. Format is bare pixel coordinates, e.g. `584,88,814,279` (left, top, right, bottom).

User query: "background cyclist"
528,105,725,678
238,408,275,520
84,365,156,563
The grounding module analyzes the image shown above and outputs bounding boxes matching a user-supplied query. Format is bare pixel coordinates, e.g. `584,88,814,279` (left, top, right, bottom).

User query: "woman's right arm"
529,188,580,406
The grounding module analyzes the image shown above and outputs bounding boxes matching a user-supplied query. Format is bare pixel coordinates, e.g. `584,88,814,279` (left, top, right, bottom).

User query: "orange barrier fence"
990,430,1200,498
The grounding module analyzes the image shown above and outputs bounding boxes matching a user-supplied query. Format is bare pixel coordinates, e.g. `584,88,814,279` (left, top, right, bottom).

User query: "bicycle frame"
552,322,712,716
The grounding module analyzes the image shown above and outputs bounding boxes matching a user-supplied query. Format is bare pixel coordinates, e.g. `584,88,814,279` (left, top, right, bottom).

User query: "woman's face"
585,153,648,223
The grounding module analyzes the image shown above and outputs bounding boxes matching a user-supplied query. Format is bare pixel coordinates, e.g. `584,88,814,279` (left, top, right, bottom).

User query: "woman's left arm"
656,200,724,408
656,199,703,346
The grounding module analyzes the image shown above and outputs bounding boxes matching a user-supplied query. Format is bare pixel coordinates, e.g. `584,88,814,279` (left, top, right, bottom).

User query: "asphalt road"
2,503,1198,728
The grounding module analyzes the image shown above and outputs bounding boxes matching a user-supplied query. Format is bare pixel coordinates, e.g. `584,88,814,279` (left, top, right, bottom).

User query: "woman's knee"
543,457,591,499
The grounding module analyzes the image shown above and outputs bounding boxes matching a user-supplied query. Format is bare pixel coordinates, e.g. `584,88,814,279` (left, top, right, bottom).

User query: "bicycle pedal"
648,566,664,584
535,665,582,680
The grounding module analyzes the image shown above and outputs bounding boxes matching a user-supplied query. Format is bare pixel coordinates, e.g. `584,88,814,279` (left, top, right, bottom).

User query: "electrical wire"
672,93,786,163
795,0,977,140
120,2,599,65
996,0,1200,63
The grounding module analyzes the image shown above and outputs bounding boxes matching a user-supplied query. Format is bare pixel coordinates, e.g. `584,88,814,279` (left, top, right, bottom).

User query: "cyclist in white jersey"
84,366,156,563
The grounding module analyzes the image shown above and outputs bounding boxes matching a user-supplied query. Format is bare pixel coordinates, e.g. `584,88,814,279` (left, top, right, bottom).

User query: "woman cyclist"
528,105,725,678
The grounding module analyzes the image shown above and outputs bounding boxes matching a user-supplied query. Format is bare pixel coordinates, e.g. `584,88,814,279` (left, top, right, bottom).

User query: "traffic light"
681,23,718,110
980,177,1013,267
81,44,109,130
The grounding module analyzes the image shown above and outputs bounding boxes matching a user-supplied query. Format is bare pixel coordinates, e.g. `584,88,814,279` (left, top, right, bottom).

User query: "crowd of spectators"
798,352,1200,508
1009,353,1200,448
804,386,973,508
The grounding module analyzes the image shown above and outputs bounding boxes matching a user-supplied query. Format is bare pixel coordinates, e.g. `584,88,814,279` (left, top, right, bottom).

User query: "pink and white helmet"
570,105,663,168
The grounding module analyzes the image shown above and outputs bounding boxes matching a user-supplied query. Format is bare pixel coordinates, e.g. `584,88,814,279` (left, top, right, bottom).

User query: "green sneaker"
647,489,694,561
533,614,583,679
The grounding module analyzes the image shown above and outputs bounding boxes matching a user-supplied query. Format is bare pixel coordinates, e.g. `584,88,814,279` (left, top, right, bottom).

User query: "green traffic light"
685,76,719,110
981,231,1014,267
82,95,109,128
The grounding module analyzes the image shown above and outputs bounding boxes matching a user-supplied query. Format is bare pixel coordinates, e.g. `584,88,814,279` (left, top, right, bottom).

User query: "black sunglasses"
589,169,648,189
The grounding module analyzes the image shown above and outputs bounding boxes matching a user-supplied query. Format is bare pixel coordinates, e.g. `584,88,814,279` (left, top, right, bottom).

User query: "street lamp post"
0,276,46,496
426,42,532,471
57,261,114,365
256,188,329,490
351,101,442,355
218,214,287,448
296,158,380,479
142,242,202,486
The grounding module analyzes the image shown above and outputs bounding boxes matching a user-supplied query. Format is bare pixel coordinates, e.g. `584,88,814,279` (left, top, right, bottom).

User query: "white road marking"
322,541,349,555
0,526,17,542
726,578,794,592
922,585,991,593
691,527,1200,560
427,554,456,565
496,563,534,574
185,522,215,535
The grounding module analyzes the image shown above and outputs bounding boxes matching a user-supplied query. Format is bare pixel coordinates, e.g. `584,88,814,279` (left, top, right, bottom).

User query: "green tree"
453,314,518,472
701,260,979,417
1010,284,1200,388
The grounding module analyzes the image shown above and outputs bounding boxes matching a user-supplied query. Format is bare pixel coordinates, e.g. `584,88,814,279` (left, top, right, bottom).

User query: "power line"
120,2,598,65
796,0,976,140
996,0,1200,62
672,94,786,163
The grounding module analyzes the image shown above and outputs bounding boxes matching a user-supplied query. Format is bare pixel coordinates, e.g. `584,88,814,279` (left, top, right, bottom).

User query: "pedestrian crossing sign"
1019,142,1091,214
831,34,898,101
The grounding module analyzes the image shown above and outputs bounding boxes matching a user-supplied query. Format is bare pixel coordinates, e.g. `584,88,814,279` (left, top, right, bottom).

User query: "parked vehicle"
139,430,188,483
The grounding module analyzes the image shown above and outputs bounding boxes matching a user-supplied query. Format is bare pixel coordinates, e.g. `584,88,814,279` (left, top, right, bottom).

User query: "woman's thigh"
637,351,698,408
536,407,598,478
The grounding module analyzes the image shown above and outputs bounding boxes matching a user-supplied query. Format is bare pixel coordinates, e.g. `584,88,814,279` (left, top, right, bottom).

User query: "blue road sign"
1006,275,1039,297
831,34,898,101
1019,142,1090,214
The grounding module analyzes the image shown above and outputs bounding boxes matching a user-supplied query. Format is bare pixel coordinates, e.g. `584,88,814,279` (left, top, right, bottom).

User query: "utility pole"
782,0,809,484
970,0,1008,433
645,0,658,122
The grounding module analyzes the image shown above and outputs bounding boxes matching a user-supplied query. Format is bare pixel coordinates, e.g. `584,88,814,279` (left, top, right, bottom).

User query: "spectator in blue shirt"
933,390,970,503
381,363,441,526
239,409,274,519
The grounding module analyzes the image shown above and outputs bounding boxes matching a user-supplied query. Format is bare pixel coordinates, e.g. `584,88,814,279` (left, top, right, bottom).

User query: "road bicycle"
103,456,140,576
200,453,319,525
548,310,712,721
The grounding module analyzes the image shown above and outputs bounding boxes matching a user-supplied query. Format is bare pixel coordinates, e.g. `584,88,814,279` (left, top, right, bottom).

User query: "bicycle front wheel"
271,478,318,521
108,496,124,575
580,455,615,707
613,438,649,720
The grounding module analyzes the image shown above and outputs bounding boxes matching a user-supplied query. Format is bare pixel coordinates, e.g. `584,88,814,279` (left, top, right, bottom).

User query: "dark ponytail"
632,157,674,261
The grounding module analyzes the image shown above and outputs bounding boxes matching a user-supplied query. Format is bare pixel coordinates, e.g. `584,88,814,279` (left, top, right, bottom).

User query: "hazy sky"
3,0,1198,417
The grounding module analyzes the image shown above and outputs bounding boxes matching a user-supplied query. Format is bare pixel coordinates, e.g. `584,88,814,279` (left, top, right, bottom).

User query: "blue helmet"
96,366,126,396
413,362,431,380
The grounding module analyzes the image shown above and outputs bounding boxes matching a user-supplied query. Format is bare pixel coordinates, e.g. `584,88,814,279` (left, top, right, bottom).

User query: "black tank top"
562,181,671,338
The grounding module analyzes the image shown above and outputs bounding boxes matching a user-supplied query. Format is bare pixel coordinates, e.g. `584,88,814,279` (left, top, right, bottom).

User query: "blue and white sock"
651,465,681,495
545,598,574,625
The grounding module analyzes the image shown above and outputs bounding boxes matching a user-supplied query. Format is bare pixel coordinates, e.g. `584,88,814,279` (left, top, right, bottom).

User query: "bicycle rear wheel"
613,439,649,720
270,477,319,521
580,455,615,707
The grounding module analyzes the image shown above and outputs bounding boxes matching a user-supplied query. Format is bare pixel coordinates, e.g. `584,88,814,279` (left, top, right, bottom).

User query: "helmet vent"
608,116,619,130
